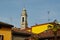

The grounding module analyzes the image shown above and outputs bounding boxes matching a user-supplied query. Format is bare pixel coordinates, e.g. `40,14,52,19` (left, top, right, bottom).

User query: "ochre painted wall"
32,24,53,34
0,27,12,40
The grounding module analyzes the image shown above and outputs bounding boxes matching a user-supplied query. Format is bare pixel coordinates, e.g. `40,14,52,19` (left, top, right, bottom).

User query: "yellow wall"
0,27,12,40
32,24,53,34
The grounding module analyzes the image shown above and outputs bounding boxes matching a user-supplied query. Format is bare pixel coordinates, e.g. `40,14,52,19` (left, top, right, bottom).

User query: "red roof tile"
37,29,60,38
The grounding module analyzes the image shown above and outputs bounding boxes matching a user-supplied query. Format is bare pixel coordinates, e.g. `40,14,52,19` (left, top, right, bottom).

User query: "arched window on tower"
22,17,24,22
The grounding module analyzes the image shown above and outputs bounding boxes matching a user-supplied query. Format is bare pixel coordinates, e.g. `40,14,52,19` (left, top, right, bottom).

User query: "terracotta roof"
12,30,31,37
12,27,32,35
20,27,32,32
37,29,60,38
12,28,32,38
0,22,14,27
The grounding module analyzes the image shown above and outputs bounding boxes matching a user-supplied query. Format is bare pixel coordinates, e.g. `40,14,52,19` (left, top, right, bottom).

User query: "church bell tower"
20,8,28,29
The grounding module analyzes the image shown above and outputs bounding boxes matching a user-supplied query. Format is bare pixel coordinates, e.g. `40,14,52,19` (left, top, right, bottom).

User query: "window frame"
0,35,3,40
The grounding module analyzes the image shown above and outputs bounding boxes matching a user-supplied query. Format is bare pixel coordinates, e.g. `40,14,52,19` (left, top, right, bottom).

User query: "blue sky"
0,0,60,28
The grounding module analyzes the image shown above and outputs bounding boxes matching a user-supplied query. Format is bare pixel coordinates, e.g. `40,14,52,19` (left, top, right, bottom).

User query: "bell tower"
20,8,28,29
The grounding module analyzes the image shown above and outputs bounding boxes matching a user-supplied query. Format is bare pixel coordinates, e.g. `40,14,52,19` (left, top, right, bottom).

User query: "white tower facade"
20,8,28,29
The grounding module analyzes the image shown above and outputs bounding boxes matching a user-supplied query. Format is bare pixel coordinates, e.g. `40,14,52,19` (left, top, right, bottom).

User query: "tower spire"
20,8,28,29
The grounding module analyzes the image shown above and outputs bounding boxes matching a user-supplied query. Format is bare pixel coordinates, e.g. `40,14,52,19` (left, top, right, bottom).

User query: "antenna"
48,11,50,22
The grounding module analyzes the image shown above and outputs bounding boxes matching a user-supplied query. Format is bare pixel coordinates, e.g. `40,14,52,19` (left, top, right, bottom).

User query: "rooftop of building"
0,21,14,28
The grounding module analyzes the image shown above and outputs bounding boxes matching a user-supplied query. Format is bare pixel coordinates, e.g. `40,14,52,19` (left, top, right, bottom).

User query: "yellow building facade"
0,22,13,40
32,22,53,34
